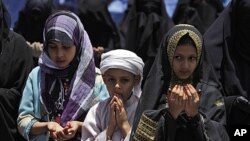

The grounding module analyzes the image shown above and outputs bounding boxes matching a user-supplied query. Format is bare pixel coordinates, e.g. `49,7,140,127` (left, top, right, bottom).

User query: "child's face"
103,68,139,102
47,40,76,68
172,44,197,79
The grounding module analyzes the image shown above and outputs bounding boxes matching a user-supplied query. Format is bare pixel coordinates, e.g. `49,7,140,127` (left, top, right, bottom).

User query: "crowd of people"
1,0,250,141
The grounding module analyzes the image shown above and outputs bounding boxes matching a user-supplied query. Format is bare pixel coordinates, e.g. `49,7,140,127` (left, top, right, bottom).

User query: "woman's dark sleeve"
183,113,230,141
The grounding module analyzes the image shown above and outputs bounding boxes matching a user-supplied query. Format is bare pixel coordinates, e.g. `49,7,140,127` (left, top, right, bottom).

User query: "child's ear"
134,75,141,85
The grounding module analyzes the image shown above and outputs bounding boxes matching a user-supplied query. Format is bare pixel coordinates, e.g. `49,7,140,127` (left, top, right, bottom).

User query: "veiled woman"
204,0,250,135
0,0,33,140
125,0,174,86
131,24,228,141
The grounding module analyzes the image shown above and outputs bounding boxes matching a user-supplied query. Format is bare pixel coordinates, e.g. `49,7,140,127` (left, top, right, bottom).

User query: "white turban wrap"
100,49,144,98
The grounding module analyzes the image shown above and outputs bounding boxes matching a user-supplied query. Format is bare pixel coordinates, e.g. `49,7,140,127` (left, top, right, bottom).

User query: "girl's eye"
174,56,182,60
189,56,197,61
63,46,71,50
48,44,56,49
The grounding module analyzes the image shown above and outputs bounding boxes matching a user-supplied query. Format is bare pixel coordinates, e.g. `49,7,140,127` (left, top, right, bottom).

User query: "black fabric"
204,0,250,137
77,0,122,50
139,109,229,141
77,0,125,67
172,0,220,34
130,24,227,140
204,0,250,99
0,1,34,141
125,0,174,86
14,0,54,43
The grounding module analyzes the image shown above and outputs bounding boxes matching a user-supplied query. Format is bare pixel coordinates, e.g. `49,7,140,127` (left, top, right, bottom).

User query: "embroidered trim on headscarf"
166,24,202,88
167,29,202,64
133,113,158,141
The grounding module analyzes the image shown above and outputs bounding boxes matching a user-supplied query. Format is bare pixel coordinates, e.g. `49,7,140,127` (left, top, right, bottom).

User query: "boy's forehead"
104,68,134,76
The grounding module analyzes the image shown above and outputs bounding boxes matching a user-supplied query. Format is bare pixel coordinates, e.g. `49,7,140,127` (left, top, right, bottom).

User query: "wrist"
167,108,179,119
121,122,131,137
106,127,113,141
187,114,201,128
106,135,112,141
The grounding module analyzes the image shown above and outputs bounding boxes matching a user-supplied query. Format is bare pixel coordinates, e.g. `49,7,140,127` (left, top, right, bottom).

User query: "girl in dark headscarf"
130,24,228,140
125,0,174,86
204,0,250,135
17,10,108,141
0,0,34,140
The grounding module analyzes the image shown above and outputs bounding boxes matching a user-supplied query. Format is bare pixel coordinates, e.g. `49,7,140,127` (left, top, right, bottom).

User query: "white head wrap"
100,49,144,98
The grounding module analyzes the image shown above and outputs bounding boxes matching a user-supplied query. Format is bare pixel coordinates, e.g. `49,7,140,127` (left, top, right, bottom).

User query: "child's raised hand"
106,95,118,138
167,85,186,119
114,93,131,137
183,84,200,117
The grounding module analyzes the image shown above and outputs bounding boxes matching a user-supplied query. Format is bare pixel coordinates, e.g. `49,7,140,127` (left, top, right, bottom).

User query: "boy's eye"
120,79,129,83
107,78,116,83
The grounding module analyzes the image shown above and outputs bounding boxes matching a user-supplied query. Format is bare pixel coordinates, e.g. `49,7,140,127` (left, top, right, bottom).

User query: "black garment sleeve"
0,31,33,141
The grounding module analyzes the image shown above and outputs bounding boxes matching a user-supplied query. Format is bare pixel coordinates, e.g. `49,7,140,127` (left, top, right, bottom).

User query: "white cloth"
81,95,138,141
81,49,144,141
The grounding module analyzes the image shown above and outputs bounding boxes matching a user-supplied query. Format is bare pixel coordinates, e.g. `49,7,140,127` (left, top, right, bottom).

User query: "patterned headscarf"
100,49,144,98
38,10,95,126
166,24,203,88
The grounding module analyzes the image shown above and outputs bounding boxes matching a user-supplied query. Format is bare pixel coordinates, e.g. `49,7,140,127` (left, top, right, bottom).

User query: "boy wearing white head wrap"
81,49,144,141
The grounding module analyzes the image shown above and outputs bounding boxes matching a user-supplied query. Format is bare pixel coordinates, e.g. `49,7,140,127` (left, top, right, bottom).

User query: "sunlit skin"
47,40,76,68
168,43,200,119
103,68,140,102
172,44,197,80
103,68,140,138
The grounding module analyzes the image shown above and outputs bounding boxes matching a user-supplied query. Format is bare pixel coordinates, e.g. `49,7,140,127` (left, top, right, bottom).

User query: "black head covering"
78,0,121,50
204,0,250,98
125,0,174,86
172,0,220,34
13,0,54,43
0,0,10,53
130,24,226,139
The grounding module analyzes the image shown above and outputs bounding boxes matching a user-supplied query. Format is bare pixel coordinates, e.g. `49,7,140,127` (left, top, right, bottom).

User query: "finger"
185,85,194,102
170,85,178,101
174,85,182,105
187,84,199,101
179,86,187,101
